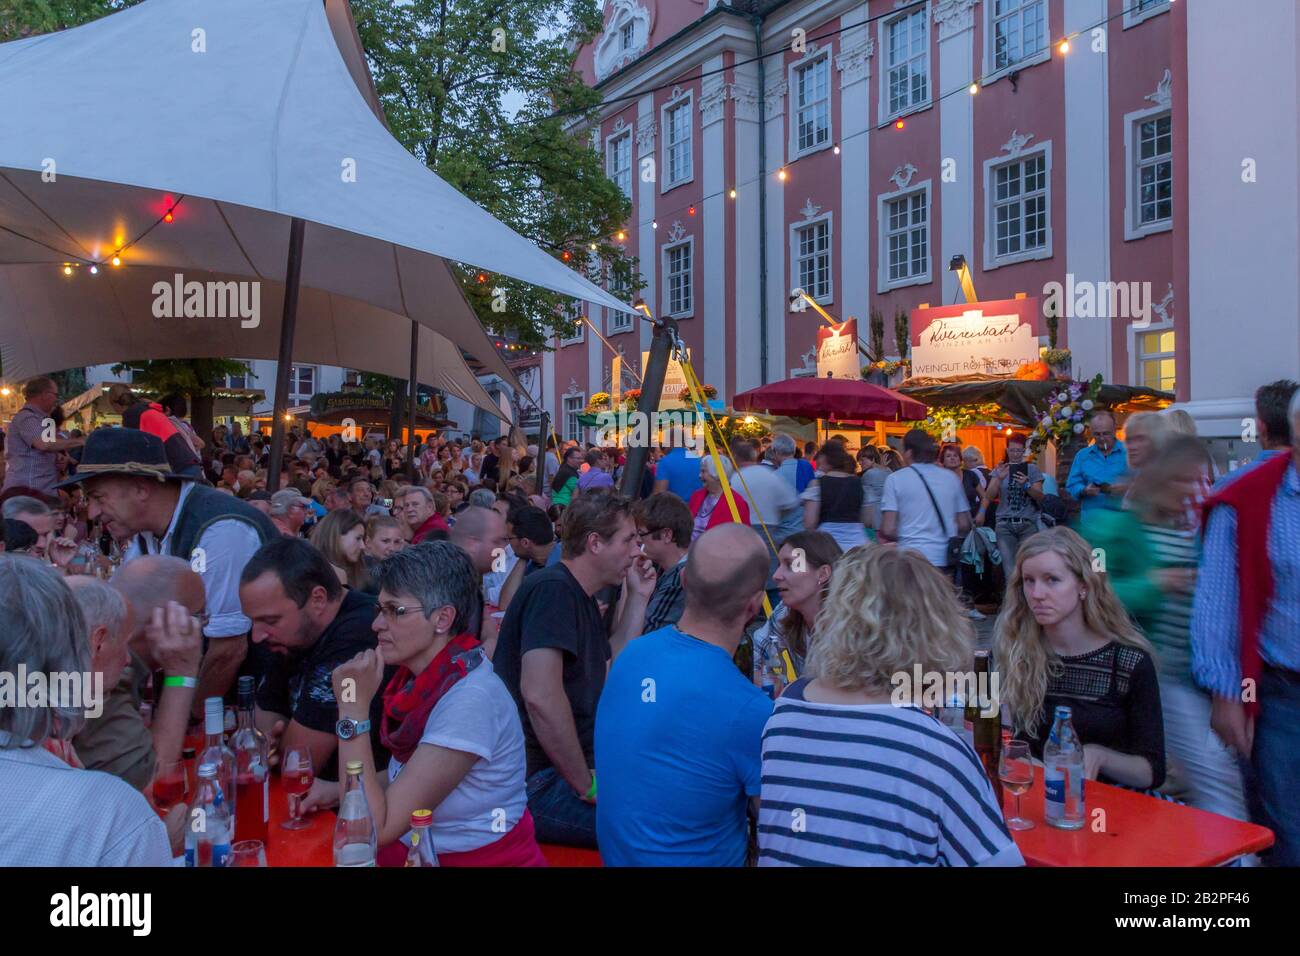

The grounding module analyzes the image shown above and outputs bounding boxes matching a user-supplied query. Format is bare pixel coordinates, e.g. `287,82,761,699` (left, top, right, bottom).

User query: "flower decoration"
1026,374,1105,458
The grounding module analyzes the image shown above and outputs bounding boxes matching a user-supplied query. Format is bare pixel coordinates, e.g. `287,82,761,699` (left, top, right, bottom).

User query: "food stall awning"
62,382,265,420
308,390,450,427
733,377,928,422
897,377,1174,425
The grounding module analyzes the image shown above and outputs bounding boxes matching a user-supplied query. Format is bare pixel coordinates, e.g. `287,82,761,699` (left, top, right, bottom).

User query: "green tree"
110,359,250,444
0,0,140,41
351,0,642,346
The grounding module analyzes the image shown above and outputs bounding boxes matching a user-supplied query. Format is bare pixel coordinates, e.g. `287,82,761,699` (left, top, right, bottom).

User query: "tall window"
1135,113,1172,228
795,219,831,301
288,365,316,403
620,21,634,51
606,129,632,198
1125,0,1170,28
665,98,693,188
884,189,928,284
990,152,1048,260
607,272,633,333
664,240,693,317
991,0,1046,72
563,394,585,442
343,368,363,387
1135,328,1175,392
793,55,830,154
225,372,248,390
884,9,928,118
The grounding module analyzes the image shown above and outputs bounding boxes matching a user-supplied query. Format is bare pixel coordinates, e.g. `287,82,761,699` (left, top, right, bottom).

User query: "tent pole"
620,316,676,498
407,319,419,477
536,410,550,496
268,216,306,493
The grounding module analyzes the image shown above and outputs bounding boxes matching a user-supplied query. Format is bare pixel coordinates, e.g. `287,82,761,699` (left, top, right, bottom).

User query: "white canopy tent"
0,0,635,432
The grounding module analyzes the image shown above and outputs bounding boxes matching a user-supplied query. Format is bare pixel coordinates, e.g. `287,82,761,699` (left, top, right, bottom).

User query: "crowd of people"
1,373,1297,868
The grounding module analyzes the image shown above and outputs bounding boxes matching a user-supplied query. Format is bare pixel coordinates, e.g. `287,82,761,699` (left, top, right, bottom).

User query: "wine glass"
999,739,1035,831
228,840,267,867
280,747,314,830
151,759,189,817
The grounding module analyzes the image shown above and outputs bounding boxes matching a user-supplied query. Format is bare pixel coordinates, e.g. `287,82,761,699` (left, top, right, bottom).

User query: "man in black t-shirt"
239,538,390,802
493,490,656,848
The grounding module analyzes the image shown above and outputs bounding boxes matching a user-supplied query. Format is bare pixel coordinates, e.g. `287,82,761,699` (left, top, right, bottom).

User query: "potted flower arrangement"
1026,374,1104,459
678,383,718,404
620,388,641,411
1042,312,1072,378
583,391,611,415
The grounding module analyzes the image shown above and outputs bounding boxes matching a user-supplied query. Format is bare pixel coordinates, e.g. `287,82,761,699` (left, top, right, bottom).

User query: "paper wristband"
162,675,198,689
586,773,597,801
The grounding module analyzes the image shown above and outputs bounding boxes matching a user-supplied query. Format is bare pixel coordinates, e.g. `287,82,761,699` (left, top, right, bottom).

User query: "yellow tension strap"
679,356,774,621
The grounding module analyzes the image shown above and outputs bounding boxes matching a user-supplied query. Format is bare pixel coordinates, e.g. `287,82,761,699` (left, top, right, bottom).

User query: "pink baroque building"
540,0,1300,465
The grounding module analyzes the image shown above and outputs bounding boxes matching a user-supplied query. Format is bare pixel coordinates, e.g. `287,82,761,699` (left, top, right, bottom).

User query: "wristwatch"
335,717,371,740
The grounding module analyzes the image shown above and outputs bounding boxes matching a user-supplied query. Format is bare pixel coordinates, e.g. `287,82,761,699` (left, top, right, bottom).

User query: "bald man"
109,556,207,772
595,523,774,866
449,504,511,656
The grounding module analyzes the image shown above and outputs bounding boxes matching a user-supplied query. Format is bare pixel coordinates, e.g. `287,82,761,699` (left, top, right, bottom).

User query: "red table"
264,775,335,867
1007,777,1273,867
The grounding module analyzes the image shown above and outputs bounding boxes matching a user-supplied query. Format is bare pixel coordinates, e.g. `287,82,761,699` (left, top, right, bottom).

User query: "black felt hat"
55,427,197,488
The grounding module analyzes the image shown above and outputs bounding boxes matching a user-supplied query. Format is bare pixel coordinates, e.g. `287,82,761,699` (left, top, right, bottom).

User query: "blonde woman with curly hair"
758,545,1022,867
995,526,1165,791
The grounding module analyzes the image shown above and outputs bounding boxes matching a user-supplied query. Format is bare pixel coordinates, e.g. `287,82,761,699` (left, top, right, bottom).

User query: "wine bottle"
970,651,1004,809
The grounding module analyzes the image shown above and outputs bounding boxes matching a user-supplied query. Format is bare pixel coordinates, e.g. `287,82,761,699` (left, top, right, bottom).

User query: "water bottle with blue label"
1043,705,1085,829
185,762,232,867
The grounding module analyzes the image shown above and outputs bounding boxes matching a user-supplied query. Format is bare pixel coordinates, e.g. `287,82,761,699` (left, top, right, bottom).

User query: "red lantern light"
164,210,175,223
894,119,905,130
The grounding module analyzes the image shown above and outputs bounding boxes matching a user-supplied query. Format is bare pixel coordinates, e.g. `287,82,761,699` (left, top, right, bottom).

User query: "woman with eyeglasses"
331,542,545,866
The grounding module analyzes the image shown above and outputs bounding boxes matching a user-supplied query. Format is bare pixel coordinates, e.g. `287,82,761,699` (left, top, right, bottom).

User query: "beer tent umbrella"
0,0,638,452
732,377,929,423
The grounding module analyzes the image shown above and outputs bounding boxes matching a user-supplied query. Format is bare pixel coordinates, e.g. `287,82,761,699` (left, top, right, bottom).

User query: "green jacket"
1081,507,1165,628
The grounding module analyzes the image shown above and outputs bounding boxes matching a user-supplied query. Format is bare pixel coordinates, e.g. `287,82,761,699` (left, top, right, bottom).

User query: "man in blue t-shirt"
595,523,773,866
653,444,703,501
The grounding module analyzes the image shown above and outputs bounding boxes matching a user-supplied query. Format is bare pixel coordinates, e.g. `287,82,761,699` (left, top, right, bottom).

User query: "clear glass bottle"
185,762,232,867
1043,705,1086,829
198,696,237,833
334,760,378,867
404,809,439,867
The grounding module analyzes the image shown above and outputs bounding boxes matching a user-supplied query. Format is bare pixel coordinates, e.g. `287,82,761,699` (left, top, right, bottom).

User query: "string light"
652,220,658,230
729,187,737,199
111,255,121,267
616,230,626,241
89,265,98,275
894,119,905,130
687,206,696,217
163,210,174,223
777,168,787,181
476,272,488,283
832,144,840,155
62,264,72,276
561,250,571,261
1057,38,1071,55
969,82,979,95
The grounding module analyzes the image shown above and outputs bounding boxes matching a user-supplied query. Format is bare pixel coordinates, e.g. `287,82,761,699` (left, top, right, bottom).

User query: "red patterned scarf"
380,634,481,764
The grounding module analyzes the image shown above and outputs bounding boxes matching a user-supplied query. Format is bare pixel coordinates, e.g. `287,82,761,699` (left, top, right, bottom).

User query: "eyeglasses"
376,603,425,620
636,528,658,540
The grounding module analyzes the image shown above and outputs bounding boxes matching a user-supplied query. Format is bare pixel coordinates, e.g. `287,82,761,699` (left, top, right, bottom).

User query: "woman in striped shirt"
1082,434,1249,820
758,546,1022,867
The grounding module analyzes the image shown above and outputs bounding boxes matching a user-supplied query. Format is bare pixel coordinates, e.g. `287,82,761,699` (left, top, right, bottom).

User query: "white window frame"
787,48,833,160
983,0,1051,85
605,126,632,199
620,21,635,51
1124,0,1170,30
287,365,317,404
877,3,931,126
1123,106,1173,240
982,141,1053,271
562,393,587,443
225,372,249,390
660,90,695,193
877,180,932,293
662,236,694,319
558,306,585,347
606,272,634,334
790,214,834,306
1128,320,1176,394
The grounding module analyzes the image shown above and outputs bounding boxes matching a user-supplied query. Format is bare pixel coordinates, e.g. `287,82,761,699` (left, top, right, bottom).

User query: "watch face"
337,720,354,739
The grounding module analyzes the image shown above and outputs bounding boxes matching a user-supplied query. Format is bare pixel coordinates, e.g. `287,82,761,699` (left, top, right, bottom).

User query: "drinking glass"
999,739,1035,831
229,840,267,867
151,759,189,817
280,748,314,830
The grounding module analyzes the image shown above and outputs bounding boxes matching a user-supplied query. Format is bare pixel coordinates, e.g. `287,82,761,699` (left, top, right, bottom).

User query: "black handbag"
910,466,965,567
